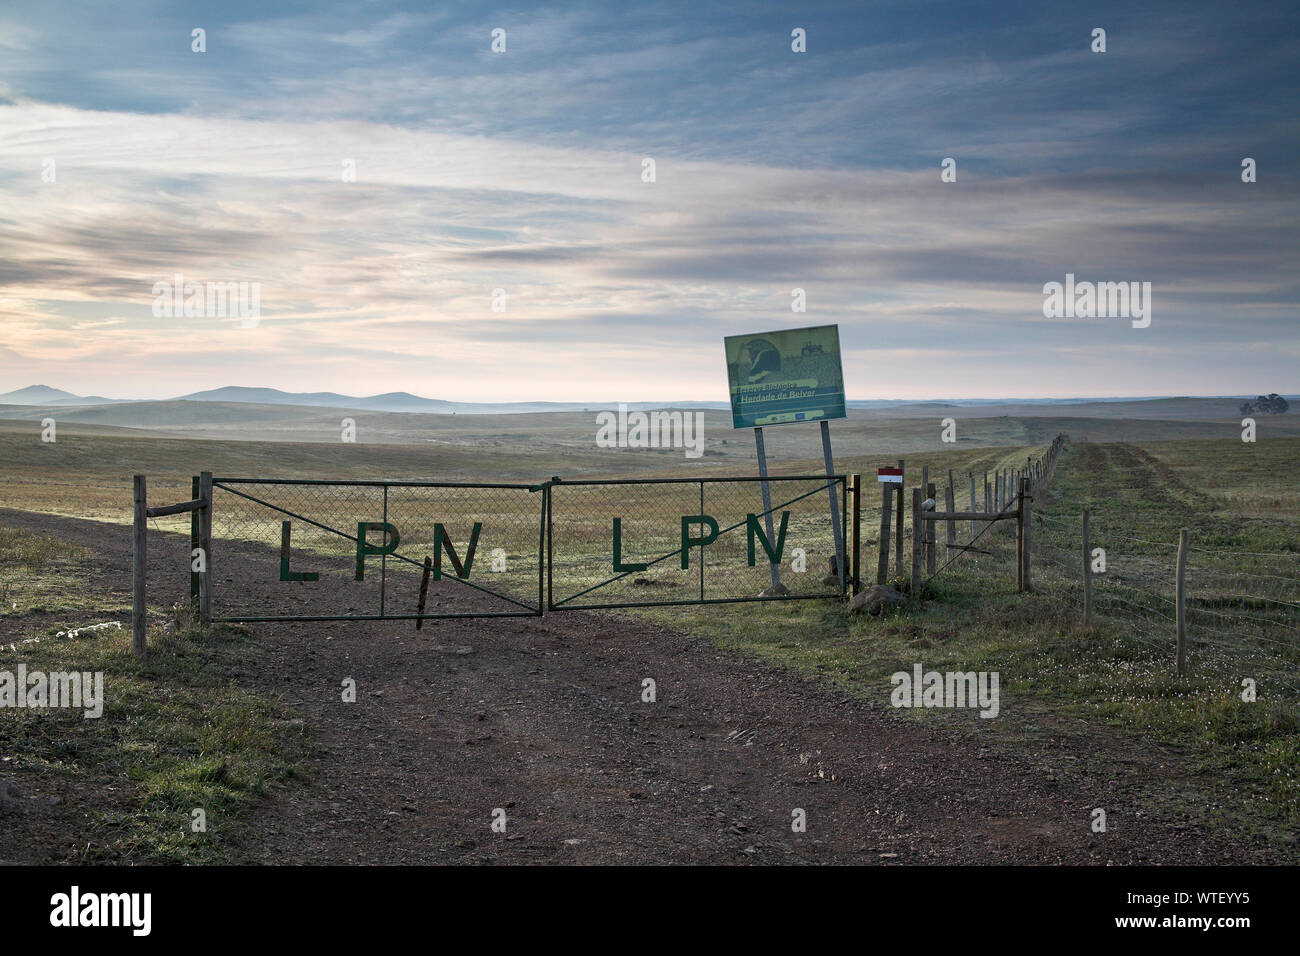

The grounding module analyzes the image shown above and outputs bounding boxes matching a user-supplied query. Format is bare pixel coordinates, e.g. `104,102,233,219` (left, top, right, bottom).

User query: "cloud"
0,0,1297,400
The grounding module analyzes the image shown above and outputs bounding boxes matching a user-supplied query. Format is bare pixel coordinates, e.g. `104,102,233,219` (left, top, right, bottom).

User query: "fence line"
128,431,1294,689
1189,546,1300,559
852,431,1297,687
873,433,1067,594
1028,501,1299,683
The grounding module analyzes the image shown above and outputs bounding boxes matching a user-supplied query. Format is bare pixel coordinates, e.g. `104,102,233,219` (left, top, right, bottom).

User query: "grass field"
1,422,1297,859
0,526,301,862
624,436,1300,846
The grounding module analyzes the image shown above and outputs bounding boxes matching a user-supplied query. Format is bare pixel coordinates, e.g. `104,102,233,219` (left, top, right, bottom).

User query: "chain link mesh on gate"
208,479,544,621
548,476,847,609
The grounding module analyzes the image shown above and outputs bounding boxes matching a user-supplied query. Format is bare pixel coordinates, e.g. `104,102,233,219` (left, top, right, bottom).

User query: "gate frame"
133,470,857,656
912,476,1031,594
545,474,851,612
201,476,548,624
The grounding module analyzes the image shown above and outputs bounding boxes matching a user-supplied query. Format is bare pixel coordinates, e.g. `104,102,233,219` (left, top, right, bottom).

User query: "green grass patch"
0,528,304,864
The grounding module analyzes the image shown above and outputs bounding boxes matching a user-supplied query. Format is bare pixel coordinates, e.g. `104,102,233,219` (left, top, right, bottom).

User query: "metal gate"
194,474,848,623
205,478,545,622
547,475,848,610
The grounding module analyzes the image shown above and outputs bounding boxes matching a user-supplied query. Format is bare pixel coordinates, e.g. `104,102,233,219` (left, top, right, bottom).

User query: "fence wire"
548,476,847,609
1031,507,1300,695
209,479,544,621
204,475,848,621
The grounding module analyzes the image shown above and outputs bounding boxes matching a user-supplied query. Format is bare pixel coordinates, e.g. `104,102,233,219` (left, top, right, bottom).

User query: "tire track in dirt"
1094,443,1225,517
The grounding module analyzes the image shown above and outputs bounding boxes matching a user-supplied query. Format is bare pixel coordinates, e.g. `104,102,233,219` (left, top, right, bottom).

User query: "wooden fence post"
911,488,922,595
1082,508,1092,625
895,459,905,578
984,473,991,517
945,484,956,550
921,466,929,510
1015,477,1025,592
132,474,147,659
969,472,977,540
1176,528,1189,677
877,481,892,585
189,474,200,610
925,481,937,575
1021,476,1033,591
198,471,213,626
921,466,930,564
850,474,861,596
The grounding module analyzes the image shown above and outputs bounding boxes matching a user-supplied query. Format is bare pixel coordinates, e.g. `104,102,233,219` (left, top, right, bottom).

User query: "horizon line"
2,384,1297,406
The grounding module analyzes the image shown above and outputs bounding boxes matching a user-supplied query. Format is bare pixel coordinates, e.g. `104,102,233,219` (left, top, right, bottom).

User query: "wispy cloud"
0,0,1296,401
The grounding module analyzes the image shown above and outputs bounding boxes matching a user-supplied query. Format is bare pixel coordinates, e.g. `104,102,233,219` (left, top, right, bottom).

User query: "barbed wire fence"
1031,508,1300,695
884,436,1298,697
875,433,1068,595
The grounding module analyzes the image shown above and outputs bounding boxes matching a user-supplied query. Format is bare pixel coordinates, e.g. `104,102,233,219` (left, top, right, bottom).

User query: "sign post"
753,425,785,594
876,467,903,584
821,419,846,589
724,324,847,594
895,459,905,577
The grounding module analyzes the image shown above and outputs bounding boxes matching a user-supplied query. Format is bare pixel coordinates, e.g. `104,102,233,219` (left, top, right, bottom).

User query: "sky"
0,0,1297,402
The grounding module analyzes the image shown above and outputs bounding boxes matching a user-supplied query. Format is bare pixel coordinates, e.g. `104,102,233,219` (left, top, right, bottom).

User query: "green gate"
546,475,849,610
204,478,545,622
194,474,849,623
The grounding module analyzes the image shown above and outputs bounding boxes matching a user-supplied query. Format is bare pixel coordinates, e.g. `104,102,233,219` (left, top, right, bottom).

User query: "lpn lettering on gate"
278,520,484,581
614,512,790,571
277,510,792,580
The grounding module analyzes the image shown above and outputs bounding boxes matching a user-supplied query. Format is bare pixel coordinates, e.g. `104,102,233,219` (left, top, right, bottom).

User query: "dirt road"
0,508,1271,864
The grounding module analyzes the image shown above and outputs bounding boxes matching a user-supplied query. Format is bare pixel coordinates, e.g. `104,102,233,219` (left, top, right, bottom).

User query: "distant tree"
1241,393,1289,415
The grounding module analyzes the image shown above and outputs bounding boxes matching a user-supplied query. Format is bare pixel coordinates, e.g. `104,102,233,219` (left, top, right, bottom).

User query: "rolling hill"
0,384,122,405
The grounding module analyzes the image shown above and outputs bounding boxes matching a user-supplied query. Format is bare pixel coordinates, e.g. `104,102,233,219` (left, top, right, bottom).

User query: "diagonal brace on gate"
550,478,843,608
212,480,539,612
